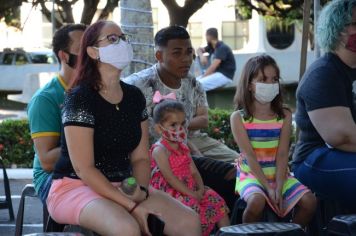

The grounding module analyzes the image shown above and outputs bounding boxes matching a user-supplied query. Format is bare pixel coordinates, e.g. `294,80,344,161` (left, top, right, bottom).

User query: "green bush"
0,119,33,167
204,109,239,152
0,111,295,167
205,109,297,158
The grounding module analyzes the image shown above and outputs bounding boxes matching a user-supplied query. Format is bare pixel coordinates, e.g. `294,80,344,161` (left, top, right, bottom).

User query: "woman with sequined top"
46,20,202,236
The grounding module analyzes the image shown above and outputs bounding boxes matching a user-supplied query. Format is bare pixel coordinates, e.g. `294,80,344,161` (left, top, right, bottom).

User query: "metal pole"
314,0,321,59
299,0,312,81
51,0,55,35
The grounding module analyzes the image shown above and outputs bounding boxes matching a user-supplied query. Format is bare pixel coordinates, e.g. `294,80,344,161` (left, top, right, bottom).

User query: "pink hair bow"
153,91,176,104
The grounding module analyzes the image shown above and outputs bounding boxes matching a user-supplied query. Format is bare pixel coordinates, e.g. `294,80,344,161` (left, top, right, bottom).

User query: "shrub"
0,110,295,167
204,109,239,152
0,119,33,167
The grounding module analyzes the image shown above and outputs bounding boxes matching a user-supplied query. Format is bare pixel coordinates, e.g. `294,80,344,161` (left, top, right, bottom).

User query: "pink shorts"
47,177,120,225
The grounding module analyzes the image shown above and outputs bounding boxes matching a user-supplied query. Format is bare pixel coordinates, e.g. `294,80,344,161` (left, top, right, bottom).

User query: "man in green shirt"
28,24,86,203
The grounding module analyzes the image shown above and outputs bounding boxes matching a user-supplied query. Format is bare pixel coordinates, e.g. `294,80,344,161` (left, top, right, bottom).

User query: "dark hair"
206,28,218,39
154,25,190,47
71,20,111,90
233,54,286,120
52,24,87,62
152,100,185,124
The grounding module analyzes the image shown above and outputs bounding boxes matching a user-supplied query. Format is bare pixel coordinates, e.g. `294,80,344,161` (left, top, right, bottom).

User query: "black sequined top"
53,81,148,182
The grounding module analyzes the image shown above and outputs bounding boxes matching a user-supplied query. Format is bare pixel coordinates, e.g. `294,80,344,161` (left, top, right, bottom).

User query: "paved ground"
0,178,44,236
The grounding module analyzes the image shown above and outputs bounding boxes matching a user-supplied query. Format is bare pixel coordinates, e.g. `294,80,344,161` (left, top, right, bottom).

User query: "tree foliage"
0,0,120,29
0,0,22,28
1,0,211,29
236,0,331,25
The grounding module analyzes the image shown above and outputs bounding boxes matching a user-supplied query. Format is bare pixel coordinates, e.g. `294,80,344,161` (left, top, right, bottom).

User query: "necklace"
100,87,122,111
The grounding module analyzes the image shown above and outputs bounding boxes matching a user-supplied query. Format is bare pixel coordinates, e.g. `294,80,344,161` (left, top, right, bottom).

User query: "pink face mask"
160,125,187,143
346,33,356,53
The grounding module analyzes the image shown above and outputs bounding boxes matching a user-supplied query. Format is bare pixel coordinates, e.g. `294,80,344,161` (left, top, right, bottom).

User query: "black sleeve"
214,45,228,61
139,90,149,121
62,86,95,128
299,65,349,112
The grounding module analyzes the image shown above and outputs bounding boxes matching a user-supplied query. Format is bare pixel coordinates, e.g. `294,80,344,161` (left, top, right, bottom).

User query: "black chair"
0,155,15,221
306,195,355,236
15,184,64,236
24,233,84,236
216,222,306,236
15,184,39,236
327,214,356,236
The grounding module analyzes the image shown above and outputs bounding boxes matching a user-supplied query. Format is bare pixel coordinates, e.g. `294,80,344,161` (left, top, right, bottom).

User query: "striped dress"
235,113,310,217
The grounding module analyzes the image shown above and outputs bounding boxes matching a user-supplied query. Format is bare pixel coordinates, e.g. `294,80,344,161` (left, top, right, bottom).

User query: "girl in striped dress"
230,54,316,227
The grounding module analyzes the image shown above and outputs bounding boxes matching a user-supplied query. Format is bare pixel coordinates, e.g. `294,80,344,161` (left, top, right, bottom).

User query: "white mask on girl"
254,82,279,104
97,40,133,70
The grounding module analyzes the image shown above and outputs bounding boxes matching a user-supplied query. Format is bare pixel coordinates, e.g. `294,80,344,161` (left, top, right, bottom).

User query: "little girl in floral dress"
149,92,230,236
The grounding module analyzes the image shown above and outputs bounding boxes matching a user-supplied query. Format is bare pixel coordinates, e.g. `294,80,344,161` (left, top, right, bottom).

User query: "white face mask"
254,82,279,104
97,40,133,70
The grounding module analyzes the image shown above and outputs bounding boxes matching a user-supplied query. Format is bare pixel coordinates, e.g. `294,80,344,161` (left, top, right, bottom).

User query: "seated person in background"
150,98,230,236
196,28,236,91
124,25,239,210
46,20,201,236
231,54,316,227
28,23,86,204
292,0,356,210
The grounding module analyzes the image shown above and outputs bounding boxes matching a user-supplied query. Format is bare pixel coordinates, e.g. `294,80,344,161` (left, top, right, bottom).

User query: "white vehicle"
0,48,58,94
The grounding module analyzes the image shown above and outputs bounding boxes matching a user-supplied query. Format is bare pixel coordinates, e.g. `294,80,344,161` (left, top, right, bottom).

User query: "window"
152,8,159,36
29,52,57,64
266,22,295,50
2,53,15,65
15,54,29,65
222,20,249,50
187,22,203,49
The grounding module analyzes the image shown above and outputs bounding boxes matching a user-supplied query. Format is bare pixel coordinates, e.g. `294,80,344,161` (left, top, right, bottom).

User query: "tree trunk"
169,9,190,27
81,0,100,25
120,0,155,77
161,0,208,28
98,0,120,20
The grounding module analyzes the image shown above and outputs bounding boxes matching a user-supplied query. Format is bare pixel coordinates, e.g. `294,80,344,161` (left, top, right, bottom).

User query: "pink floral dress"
150,139,229,236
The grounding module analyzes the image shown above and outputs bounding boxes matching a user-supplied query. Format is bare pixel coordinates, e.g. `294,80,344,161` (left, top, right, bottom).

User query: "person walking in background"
196,27,236,91
46,20,201,236
230,54,316,227
149,97,230,236
28,23,86,204
292,0,356,210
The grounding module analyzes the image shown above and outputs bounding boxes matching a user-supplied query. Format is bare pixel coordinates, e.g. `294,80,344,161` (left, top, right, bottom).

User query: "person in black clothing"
196,27,236,91
292,0,356,209
46,20,201,236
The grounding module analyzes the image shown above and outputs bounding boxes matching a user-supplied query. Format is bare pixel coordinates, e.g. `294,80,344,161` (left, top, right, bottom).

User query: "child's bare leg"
292,192,317,228
243,194,266,223
217,213,230,228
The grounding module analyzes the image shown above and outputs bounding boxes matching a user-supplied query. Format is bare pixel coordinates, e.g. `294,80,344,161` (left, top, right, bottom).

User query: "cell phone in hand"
147,213,165,236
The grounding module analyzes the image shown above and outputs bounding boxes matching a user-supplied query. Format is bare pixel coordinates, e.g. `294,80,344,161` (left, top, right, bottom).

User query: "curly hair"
317,0,356,52
152,99,185,124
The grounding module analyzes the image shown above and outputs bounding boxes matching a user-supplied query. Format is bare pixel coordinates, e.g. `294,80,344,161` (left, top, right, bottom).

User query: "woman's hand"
130,204,152,236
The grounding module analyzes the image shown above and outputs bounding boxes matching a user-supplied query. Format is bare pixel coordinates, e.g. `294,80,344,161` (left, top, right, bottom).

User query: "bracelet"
140,185,149,199
129,202,140,214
